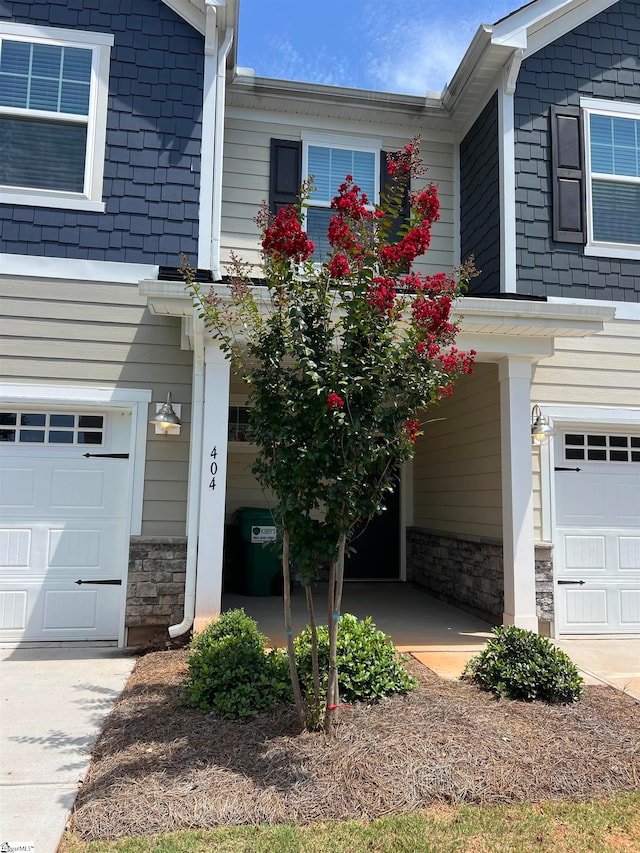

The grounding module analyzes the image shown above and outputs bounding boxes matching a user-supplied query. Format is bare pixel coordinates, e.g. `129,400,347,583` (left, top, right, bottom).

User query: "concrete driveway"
556,637,640,699
0,645,136,853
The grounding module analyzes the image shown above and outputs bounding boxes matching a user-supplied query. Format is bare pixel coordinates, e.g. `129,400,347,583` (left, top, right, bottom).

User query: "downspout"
169,316,205,638
211,26,234,280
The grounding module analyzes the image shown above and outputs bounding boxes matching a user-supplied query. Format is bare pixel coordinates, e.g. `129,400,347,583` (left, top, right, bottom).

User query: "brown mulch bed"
71,650,640,840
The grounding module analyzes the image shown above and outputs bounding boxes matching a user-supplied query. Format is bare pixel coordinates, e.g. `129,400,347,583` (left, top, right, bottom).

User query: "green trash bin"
236,507,282,596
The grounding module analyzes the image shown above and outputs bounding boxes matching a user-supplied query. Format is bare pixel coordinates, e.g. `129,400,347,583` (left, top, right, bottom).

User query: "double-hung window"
583,98,640,258
302,133,380,262
0,22,113,210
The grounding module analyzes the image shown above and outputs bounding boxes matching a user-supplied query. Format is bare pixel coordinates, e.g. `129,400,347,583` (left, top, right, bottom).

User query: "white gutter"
169,315,205,638
197,3,218,270
211,26,234,280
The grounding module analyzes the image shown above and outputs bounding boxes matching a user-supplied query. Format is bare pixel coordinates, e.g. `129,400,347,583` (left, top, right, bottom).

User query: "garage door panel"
0,529,31,568
620,537,640,571
620,589,640,625
0,590,27,631
51,468,106,509
618,483,640,521
0,468,35,507
43,588,98,630
564,535,606,574
48,528,102,569
565,587,608,626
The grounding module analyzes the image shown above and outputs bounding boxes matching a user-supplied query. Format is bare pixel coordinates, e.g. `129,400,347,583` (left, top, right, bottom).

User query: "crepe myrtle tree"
183,136,476,732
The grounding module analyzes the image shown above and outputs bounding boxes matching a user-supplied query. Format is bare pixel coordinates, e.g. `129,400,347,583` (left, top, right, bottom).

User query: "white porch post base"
499,357,538,632
194,343,230,632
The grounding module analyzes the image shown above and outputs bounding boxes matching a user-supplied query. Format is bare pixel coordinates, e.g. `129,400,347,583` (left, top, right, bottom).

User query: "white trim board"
546,298,640,321
0,253,158,284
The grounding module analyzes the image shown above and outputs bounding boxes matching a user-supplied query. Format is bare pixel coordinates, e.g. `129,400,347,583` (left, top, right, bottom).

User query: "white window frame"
582,97,640,261
301,131,381,261
0,22,113,212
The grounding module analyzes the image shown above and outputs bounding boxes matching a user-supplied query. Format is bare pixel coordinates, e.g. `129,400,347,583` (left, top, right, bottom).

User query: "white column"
194,342,231,631
498,357,538,631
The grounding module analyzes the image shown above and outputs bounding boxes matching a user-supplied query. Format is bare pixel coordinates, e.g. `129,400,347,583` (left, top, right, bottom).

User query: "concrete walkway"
0,645,136,853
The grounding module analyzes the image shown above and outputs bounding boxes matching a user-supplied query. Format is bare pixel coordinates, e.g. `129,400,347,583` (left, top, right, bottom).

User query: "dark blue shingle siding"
0,0,203,267
460,92,501,295
515,0,640,301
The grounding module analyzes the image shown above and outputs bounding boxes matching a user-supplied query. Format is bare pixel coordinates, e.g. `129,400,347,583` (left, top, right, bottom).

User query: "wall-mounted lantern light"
531,404,555,445
150,392,182,435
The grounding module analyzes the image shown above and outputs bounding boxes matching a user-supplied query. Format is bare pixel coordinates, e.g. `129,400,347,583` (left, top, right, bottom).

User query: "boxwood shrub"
182,608,292,719
462,625,584,703
295,613,417,703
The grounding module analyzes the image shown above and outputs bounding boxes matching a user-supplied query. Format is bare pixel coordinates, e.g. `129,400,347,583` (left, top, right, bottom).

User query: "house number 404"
209,446,217,489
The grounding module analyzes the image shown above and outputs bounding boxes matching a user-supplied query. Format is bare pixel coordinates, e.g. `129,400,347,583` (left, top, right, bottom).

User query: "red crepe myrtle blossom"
366,276,397,317
411,184,440,221
438,347,476,375
327,392,344,410
327,214,363,256
262,205,314,263
327,253,351,278
378,222,432,269
386,139,425,179
405,419,420,442
330,176,372,221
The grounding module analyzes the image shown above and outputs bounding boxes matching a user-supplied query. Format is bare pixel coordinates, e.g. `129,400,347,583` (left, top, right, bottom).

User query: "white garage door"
0,406,131,642
555,428,640,634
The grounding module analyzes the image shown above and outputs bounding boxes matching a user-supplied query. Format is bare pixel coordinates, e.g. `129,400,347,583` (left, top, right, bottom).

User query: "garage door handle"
75,579,123,585
554,466,581,472
83,453,129,458
557,580,585,585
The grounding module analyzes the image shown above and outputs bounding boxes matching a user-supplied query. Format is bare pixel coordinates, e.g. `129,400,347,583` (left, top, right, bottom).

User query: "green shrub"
294,613,417,704
462,625,584,703
182,608,292,719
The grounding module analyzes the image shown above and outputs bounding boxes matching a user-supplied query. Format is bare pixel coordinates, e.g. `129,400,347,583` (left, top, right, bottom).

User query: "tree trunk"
282,531,305,728
304,584,321,725
324,532,346,735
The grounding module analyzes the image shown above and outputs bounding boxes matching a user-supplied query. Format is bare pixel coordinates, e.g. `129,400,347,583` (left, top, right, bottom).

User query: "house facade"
0,0,637,645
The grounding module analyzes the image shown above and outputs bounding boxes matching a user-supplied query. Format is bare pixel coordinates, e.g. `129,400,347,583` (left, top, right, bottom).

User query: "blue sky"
238,1,522,95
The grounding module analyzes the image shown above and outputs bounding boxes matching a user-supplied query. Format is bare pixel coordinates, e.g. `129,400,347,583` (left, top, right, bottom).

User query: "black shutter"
550,105,585,243
269,138,302,214
380,150,411,243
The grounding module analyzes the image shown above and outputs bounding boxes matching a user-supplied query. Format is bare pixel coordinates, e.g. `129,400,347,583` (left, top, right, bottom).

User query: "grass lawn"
61,793,640,852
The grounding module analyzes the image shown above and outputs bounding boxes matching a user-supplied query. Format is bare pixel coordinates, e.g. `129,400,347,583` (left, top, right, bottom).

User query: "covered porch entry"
223,581,494,677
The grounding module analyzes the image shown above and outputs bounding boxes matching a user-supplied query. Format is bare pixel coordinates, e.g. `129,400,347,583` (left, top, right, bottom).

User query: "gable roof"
444,0,619,131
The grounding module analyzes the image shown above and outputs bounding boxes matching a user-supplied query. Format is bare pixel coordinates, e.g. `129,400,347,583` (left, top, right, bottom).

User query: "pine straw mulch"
70,649,640,841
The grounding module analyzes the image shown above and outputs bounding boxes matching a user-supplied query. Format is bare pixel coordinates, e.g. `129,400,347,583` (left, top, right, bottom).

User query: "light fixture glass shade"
150,393,182,434
531,405,555,445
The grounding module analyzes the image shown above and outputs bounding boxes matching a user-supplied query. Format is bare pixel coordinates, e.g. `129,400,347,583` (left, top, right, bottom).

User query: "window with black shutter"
269,136,411,263
550,105,586,243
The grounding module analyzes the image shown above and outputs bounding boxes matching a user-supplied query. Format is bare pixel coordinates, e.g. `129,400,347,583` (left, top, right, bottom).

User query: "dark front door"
344,477,401,579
